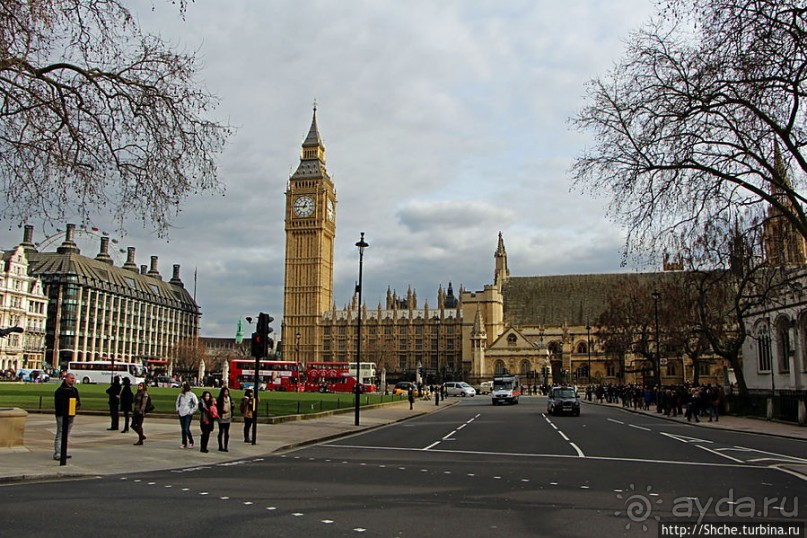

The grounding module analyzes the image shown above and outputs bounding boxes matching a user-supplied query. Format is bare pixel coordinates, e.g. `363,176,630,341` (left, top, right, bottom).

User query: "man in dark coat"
106,376,121,430
53,372,80,461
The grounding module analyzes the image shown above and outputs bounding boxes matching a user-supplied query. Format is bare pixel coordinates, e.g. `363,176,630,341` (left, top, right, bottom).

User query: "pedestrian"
408,387,415,410
53,372,80,461
240,388,254,443
105,375,121,430
132,382,153,445
217,387,234,452
710,386,723,422
120,377,133,433
175,383,198,449
198,390,217,453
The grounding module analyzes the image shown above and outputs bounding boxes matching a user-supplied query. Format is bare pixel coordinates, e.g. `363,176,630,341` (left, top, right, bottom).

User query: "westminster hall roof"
502,272,680,327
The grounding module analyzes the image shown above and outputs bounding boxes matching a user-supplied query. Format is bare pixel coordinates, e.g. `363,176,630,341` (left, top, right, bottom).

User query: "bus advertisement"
67,360,146,385
229,359,303,391
303,362,377,393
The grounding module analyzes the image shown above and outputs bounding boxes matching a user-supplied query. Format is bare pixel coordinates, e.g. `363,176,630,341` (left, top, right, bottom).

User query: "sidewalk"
0,398,452,483
584,398,807,441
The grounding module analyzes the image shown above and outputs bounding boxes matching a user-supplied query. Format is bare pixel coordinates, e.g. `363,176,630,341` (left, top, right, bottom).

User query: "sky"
0,0,661,338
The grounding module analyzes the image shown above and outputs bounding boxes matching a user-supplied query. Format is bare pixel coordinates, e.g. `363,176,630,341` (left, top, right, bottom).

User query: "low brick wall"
0,407,27,448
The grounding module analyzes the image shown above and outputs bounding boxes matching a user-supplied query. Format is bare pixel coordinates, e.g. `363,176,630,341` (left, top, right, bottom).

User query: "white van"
444,381,476,397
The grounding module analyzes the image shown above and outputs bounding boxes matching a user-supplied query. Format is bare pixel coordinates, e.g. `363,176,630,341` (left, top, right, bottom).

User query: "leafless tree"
172,337,207,374
0,0,231,234
572,0,806,259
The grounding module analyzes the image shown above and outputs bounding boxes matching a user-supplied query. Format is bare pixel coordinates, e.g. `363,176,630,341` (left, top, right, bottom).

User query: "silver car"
444,381,476,397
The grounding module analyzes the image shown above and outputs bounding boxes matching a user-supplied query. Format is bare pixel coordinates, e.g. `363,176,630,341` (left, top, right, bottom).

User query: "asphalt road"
2,397,805,537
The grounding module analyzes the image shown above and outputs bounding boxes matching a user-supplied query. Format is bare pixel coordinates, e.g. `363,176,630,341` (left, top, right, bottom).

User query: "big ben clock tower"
283,105,336,362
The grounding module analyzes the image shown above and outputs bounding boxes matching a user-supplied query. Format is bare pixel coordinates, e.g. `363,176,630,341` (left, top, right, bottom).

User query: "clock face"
327,199,335,222
294,196,315,218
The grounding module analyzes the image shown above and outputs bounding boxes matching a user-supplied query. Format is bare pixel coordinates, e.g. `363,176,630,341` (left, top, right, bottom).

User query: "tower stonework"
282,106,337,362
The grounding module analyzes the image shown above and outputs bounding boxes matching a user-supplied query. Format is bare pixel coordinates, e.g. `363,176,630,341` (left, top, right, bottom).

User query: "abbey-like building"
280,108,731,386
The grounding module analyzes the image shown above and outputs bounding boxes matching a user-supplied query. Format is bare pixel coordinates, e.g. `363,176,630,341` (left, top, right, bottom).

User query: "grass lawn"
0,382,406,417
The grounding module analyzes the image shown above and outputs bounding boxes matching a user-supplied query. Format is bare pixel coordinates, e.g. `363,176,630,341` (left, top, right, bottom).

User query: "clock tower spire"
282,105,337,362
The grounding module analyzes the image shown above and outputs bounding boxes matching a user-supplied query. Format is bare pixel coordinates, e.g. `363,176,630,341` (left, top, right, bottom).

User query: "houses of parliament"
280,107,750,387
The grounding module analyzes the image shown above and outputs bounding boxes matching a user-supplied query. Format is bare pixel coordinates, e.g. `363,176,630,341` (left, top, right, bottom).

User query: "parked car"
477,381,493,395
154,376,181,388
392,381,417,395
444,381,476,397
547,386,580,416
17,369,50,383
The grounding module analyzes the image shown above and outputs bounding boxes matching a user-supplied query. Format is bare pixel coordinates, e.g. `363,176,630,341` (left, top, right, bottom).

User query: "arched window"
775,317,791,373
507,334,517,345
576,341,588,354
520,360,531,375
548,341,562,354
494,360,507,375
757,322,772,372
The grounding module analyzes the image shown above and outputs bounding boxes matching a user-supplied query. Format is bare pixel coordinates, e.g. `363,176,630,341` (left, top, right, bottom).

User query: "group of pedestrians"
586,382,724,422
54,373,259,461
175,385,255,452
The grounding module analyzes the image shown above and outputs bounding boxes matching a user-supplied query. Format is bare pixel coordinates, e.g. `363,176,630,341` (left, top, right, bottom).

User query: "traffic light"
251,313,275,358
251,332,265,358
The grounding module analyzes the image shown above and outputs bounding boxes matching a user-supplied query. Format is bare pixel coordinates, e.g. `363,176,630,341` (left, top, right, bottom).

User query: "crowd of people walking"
585,383,725,422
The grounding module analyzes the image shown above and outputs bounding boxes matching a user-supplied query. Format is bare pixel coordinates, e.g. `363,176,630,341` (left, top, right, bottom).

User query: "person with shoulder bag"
132,383,152,445
175,383,198,449
198,391,217,453
216,387,234,452
240,388,255,443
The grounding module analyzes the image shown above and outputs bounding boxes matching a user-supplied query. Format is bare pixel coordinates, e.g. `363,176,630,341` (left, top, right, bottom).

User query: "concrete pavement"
2,395,804,484
0,398,453,483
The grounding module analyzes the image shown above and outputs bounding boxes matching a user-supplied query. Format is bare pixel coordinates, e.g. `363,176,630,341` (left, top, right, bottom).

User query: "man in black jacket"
54,372,81,461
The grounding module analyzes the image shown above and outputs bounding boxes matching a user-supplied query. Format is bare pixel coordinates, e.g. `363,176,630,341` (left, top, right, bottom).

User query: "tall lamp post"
652,290,661,387
354,232,369,426
295,331,301,364
586,322,592,386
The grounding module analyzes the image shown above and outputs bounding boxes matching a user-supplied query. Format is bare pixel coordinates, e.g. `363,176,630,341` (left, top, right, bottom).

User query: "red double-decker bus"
229,359,303,392
303,362,376,393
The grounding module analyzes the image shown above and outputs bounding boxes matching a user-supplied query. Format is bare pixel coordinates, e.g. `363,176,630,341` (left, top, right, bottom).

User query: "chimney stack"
147,256,162,280
20,225,37,252
95,236,114,265
57,223,80,254
170,264,184,287
123,247,138,272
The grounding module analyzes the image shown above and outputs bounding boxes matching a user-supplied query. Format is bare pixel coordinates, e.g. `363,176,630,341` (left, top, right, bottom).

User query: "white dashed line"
607,418,625,425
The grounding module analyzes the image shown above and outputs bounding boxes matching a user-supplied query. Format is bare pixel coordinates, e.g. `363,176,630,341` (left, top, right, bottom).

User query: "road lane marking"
569,443,585,457
608,418,625,425
628,424,651,431
423,441,441,450
660,432,713,444
324,444,751,468
443,430,458,440
693,444,745,463
558,431,570,441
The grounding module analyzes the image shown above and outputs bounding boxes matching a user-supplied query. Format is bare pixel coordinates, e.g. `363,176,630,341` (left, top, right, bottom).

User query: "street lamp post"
295,331,301,364
652,290,661,387
354,232,369,426
586,322,592,386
